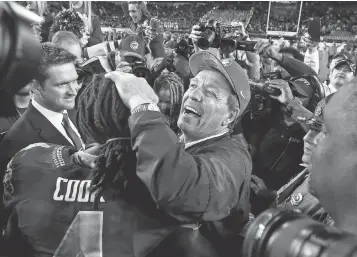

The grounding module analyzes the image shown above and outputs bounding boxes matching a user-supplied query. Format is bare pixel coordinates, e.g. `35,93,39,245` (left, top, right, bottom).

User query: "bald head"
52,31,82,61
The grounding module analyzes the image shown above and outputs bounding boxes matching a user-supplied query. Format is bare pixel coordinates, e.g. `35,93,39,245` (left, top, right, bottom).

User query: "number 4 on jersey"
53,211,103,257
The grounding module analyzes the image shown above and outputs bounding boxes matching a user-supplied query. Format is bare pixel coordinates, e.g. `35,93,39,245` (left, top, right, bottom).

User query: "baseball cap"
330,53,356,73
189,51,251,112
119,35,146,61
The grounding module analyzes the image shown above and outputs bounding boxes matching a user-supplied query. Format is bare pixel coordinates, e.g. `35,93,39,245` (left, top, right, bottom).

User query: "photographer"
250,94,334,224
189,21,261,81
254,40,318,78
245,77,319,193
243,80,357,257
151,39,191,89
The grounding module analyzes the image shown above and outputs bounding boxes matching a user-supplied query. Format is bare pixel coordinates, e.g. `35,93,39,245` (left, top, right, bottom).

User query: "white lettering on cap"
130,41,139,51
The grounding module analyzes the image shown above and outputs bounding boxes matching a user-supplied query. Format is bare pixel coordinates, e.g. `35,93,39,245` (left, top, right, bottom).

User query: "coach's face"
178,70,237,143
33,63,79,112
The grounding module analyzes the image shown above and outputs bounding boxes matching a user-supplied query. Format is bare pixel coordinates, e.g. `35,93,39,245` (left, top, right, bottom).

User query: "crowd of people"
17,1,357,38
1,1,357,257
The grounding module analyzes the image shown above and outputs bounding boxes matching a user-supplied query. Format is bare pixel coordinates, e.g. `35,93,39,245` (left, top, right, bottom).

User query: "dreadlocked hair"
76,74,135,210
153,72,184,134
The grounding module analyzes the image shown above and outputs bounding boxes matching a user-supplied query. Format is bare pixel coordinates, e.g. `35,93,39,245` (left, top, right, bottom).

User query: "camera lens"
197,37,210,50
0,2,41,94
243,208,357,257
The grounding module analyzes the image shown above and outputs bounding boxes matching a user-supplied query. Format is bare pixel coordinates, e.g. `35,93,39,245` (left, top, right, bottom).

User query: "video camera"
246,71,283,120
246,72,325,120
243,208,357,257
0,2,42,94
126,58,153,82
192,20,258,52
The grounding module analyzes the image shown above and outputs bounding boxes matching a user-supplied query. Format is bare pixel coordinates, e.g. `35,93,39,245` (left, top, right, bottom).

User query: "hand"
254,40,277,59
105,71,158,110
115,61,132,73
73,151,97,168
250,175,274,199
267,79,294,105
144,18,163,41
144,26,159,41
189,24,203,46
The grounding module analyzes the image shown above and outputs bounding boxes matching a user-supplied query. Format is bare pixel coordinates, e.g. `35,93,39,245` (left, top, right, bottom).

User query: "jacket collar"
26,102,72,146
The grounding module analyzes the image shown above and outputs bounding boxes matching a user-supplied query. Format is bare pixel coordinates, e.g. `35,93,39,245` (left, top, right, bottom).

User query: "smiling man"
324,53,355,95
0,43,83,175
105,51,252,256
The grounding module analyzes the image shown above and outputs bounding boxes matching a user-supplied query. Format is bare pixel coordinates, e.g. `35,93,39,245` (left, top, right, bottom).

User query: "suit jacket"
0,102,78,230
0,102,78,172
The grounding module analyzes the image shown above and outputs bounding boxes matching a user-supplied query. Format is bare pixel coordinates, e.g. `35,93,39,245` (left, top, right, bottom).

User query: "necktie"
62,113,83,150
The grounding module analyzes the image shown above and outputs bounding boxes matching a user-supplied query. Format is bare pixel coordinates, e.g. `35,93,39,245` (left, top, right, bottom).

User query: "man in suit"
0,43,83,220
0,42,84,163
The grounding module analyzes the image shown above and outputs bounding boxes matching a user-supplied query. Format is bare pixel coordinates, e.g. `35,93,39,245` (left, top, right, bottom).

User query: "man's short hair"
51,31,80,48
279,47,304,62
35,42,77,84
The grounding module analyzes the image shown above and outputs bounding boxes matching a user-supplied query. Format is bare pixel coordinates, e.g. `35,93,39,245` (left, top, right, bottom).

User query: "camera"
243,208,357,257
246,73,325,120
192,21,259,52
0,2,42,94
246,71,283,120
219,24,258,52
195,20,218,50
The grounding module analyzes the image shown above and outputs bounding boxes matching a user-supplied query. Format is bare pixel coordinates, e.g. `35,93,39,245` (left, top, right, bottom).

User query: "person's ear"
222,107,240,127
30,80,42,95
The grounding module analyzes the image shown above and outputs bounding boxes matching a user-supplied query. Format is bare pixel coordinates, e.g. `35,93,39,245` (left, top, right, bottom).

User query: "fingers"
116,63,132,73
251,175,262,184
268,94,279,100
250,182,258,192
266,83,281,89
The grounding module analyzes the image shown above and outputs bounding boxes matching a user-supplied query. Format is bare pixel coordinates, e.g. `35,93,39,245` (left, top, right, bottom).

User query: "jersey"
1,143,180,257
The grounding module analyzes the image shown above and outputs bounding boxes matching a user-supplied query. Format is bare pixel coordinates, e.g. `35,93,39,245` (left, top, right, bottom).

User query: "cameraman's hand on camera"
190,25,203,45
254,40,281,61
105,71,158,111
116,61,132,73
267,79,294,105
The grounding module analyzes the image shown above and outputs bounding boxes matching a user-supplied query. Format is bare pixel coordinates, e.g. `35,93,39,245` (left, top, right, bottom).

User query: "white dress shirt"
32,100,85,149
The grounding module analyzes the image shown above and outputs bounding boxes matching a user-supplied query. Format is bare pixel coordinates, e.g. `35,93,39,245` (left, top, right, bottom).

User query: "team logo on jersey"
130,41,139,51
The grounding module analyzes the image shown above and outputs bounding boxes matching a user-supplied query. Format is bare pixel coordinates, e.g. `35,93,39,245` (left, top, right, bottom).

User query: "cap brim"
122,51,145,61
332,60,354,72
189,51,238,97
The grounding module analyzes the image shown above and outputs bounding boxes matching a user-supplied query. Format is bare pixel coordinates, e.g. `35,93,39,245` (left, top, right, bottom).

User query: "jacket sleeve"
278,55,318,77
129,111,244,222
